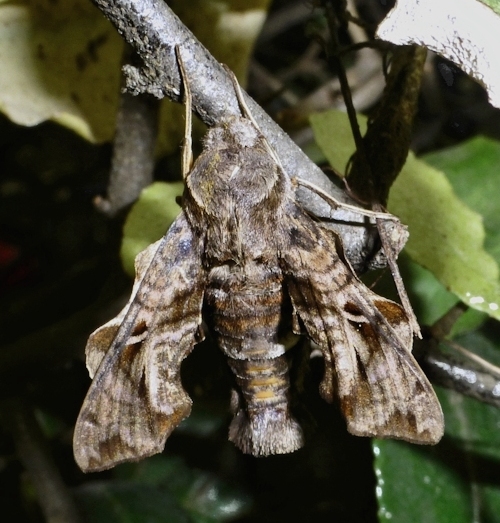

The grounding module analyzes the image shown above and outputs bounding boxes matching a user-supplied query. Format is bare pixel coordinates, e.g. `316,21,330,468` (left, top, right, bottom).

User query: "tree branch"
91,0,396,269
2,398,84,523
95,47,160,217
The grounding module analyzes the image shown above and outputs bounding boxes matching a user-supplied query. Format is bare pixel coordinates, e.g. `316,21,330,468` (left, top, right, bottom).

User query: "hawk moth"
73,51,444,473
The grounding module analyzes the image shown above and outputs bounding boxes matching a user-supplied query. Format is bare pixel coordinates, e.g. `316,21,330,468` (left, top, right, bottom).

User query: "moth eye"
343,301,367,326
126,320,149,355
343,301,363,317
132,320,148,337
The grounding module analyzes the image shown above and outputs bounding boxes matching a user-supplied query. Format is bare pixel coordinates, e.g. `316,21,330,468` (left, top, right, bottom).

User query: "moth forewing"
279,212,444,445
338,294,443,444
73,213,205,472
84,238,165,379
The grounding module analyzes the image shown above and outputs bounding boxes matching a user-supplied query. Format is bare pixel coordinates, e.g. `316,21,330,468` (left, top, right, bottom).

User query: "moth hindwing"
73,49,444,472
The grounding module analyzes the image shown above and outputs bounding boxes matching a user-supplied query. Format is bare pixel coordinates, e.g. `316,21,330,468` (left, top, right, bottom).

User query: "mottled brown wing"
74,212,205,472
279,204,444,444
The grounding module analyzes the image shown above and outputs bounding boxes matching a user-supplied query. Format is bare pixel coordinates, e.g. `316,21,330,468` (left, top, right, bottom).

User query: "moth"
73,48,444,472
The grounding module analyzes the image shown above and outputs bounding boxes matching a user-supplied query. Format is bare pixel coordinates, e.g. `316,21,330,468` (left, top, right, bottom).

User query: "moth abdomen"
205,262,303,455
206,263,286,360
230,357,289,407
227,356,304,456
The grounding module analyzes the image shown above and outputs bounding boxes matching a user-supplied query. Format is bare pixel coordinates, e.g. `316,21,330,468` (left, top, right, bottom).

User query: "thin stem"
2,398,84,523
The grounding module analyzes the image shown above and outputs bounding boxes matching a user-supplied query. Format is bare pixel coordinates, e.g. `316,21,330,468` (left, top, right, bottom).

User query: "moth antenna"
223,64,285,171
295,178,400,222
175,45,193,179
223,64,258,129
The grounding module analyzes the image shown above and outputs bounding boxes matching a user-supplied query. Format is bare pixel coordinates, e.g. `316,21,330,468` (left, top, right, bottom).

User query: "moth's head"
226,117,260,147
204,116,259,150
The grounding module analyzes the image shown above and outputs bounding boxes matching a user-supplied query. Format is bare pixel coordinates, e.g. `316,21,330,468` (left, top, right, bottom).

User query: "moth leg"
175,45,193,178
295,177,400,222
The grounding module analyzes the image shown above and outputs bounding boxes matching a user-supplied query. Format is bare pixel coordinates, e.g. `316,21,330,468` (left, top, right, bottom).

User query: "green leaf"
0,0,123,142
75,481,191,523
423,137,500,266
398,255,459,327
311,112,500,520
120,182,183,277
420,136,500,334
374,326,500,522
389,254,486,336
0,0,272,152
478,0,500,17
309,109,500,320
309,109,359,175
373,436,469,522
107,455,250,523
390,153,500,319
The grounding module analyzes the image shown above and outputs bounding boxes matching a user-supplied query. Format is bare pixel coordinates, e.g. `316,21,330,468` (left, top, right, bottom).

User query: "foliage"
376,139,500,522
1,1,500,523
312,110,500,520
75,455,252,523
0,0,271,154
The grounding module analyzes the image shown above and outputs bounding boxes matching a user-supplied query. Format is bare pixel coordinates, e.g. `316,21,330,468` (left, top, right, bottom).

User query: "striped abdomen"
205,261,304,456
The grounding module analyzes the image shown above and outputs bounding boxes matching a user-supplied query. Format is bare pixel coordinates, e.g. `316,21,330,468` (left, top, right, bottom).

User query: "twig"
323,1,367,167
89,0,401,269
415,304,500,407
95,48,160,217
92,0,338,196
2,398,84,523
415,337,500,408
320,0,419,330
